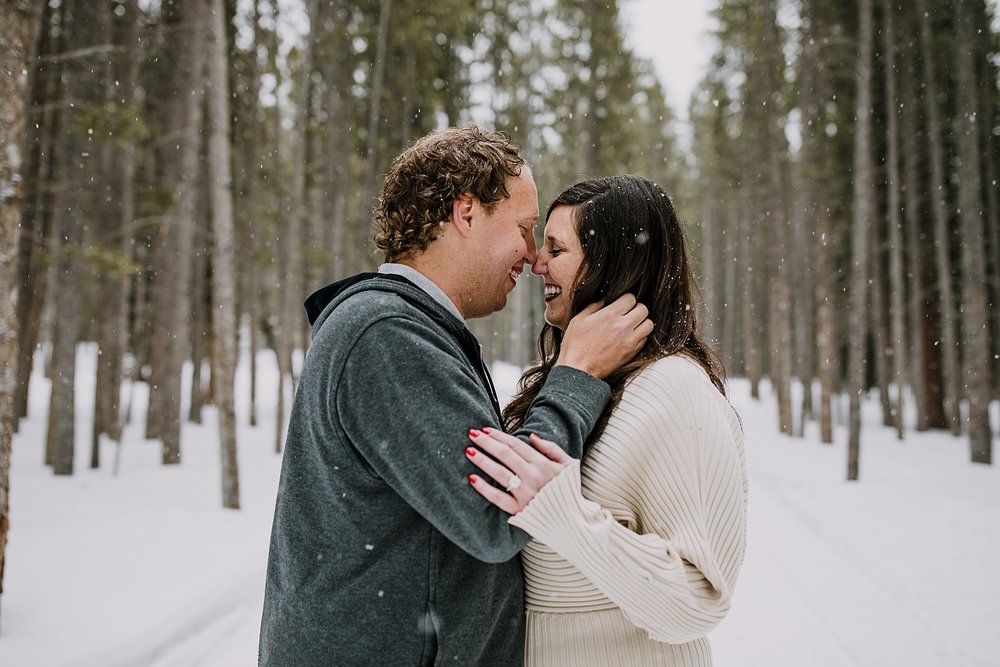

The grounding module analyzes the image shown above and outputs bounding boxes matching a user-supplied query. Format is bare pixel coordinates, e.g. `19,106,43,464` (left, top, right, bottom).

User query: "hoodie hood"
303,272,502,420
303,272,406,327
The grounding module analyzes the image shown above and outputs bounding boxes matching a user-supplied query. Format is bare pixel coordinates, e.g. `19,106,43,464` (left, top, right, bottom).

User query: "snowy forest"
0,0,999,656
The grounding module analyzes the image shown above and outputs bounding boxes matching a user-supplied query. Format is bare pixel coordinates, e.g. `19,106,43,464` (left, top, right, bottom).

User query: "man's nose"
525,234,538,264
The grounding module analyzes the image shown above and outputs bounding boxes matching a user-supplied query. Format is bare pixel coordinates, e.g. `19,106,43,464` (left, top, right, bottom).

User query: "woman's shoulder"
623,355,740,433
628,354,718,395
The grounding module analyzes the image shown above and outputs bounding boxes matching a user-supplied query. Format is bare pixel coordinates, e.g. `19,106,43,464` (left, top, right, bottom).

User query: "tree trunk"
189,237,207,424
954,0,993,464
814,198,837,444
356,0,392,269
274,0,318,453
800,0,837,443
14,0,57,428
207,0,240,508
917,0,962,435
242,0,263,428
974,0,1000,401
147,0,205,463
882,0,906,439
722,201,740,375
91,1,134,467
0,0,44,631
791,195,815,435
700,200,720,348
739,186,762,399
898,7,933,431
46,0,91,476
870,225,892,428
762,0,792,435
847,0,875,481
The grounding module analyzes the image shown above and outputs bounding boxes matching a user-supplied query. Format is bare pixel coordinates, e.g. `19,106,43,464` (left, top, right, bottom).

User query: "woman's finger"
465,445,525,493
468,474,520,515
526,433,572,464
468,428,536,471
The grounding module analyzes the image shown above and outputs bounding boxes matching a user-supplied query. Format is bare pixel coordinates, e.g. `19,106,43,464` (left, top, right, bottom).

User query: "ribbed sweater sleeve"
509,357,747,645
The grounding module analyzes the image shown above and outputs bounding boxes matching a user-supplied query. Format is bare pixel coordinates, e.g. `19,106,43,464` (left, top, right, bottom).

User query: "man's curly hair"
374,127,526,262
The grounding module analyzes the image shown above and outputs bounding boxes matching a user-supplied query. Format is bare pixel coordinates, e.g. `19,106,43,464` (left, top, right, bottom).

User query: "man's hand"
555,293,653,379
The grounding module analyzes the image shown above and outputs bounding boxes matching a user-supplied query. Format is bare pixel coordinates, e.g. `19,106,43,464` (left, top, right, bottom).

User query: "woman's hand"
465,428,573,515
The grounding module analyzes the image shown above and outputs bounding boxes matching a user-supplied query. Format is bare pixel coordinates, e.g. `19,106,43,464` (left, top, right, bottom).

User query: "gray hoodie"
259,273,610,666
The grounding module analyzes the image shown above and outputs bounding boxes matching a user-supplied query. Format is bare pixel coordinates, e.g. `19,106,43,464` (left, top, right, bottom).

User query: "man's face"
463,168,539,319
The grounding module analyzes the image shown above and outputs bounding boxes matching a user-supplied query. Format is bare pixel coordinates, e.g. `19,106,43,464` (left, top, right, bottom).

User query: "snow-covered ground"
2,344,998,666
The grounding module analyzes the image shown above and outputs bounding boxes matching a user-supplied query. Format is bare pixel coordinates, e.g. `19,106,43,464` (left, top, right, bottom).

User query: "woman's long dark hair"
503,175,727,445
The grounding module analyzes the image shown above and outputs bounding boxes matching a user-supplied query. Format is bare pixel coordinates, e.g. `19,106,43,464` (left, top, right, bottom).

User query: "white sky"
621,0,716,124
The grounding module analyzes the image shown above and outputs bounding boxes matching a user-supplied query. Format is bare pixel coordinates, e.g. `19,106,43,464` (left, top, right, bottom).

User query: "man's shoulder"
314,282,457,351
318,277,428,325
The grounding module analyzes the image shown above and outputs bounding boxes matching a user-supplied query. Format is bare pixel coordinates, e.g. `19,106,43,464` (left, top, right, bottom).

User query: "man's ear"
451,193,476,237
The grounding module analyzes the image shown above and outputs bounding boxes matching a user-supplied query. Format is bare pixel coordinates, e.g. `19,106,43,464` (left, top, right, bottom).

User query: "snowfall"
2,343,998,667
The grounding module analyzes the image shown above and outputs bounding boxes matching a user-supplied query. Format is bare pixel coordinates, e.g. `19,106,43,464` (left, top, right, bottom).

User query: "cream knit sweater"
509,355,748,666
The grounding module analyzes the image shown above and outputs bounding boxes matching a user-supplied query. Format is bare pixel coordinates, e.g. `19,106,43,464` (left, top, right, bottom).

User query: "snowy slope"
1,347,997,666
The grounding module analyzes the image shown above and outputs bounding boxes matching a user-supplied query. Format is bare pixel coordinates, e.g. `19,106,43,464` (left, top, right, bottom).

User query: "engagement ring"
506,474,522,492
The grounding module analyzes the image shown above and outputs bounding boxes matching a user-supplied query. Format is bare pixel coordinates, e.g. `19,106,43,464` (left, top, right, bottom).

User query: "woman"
465,175,747,666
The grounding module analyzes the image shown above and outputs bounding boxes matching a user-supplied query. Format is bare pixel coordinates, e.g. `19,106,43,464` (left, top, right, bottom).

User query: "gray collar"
378,263,465,323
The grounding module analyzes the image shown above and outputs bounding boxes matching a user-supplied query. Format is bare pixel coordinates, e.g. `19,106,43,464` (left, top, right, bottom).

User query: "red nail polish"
468,474,478,484
469,428,480,437
466,447,476,457
481,426,492,434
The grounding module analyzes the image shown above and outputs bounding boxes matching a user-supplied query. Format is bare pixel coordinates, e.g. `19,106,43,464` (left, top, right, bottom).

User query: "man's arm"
336,314,610,562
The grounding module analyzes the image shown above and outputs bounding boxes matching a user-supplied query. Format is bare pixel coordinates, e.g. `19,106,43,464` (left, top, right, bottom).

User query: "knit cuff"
509,460,608,547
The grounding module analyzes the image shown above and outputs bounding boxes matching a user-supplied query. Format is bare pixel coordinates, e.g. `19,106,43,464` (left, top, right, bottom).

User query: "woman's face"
532,205,585,331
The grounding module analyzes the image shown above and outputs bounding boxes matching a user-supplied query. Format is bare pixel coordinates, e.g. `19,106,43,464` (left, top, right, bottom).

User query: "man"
259,127,652,665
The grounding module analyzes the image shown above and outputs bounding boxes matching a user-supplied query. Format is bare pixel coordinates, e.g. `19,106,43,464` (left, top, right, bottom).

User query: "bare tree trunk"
323,0,355,281
739,186,762,398
267,0,289,454
110,0,139,444
91,2,127,468
189,236,207,424
14,0,57,428
791,188,815,436
870,229,892,427
356,0,392,271
148,0,205,463
700,200,720,347
207,0,240,508
954,0,993,464
899,18,931,432
917,0,961,435
722,201,740,375
274,0,317,453
762,0,792,435
92,3,114,468
800,0,837,442
882,0,906,439
0,0,44,632
975,0,1000,401
242,0,263,428
46,0,91,476
815,199,837,444
847,0,875,481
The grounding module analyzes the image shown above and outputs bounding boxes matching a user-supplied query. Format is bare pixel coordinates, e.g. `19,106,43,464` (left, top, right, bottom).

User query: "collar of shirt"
378,263,465,325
